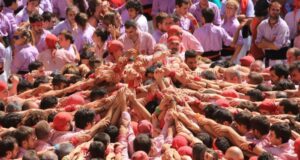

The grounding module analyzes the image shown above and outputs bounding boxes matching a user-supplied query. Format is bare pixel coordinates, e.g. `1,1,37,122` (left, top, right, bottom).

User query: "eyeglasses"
13,35,21,40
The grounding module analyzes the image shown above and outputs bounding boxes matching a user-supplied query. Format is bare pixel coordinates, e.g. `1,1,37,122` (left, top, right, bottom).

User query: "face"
12,1,19,10
125,27,138,39
225,4,237,18
176,3,189,15
168,41,180,54
0,88,8,100
13,31,26,46
58,34,70,48
290,69,300,85
27,134,37,149
236,123,248,135
7,143,19,159
269,131,281,146
185,57,197,71
67,10,77,23
269,3,281,19
160,17,174,32
204,152,215,160
31,21,44,34
100,1,110,14
250,62,263,72
270,70,280,84
128,8,138,19
287,50,296,65
200,0,209,8
27,0,39,12
92,33,103,46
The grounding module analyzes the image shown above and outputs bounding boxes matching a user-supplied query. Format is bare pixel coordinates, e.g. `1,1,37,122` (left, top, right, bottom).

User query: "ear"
22,140,28,148
6,151,12,158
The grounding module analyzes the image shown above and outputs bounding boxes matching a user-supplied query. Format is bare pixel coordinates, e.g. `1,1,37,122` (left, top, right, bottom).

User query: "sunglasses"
13,35,22,40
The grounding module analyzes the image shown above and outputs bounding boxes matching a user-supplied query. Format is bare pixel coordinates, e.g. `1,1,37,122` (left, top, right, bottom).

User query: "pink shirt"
49,129,82,145
294,36,300,48
35,140,51,152
263,140,298,160
159,30,204,53
118,30,156,55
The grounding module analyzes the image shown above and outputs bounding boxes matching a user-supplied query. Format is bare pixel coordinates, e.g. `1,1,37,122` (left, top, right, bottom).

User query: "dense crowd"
1,0,300,159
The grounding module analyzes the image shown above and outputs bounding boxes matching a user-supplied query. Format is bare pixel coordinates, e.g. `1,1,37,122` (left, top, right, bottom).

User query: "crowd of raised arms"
1,0,300,159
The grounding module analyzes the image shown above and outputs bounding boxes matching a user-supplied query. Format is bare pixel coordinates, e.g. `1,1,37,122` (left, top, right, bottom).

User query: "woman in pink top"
92,28,109,60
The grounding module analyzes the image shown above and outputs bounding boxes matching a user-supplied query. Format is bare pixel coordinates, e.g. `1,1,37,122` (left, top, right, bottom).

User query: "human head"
269,122,291,145
52,74,68,90
23,150,39,160
92,28,109,47
250,60,265,72
66,5,79,24
185,50,197,71
203,104,220,119
155,12,169,32
126,0,143,19
54,142,74,160
246,89,265,102
224,146,244,160
257,152,275,160
133,134,152,153
192,143,207,160
223,69,241,83
75,12,88,29
90,87,107,101
269,64,289,84
0,136,18,159
202,8,215,23
175,0,190,16
107,40,124,60
52,112,73,131
40,96,58,109
26,0,39,13
74,108,95,130
247,72,264,85
15,126,37,149
214,137,232,153
268,1,281,20
132,151,149,160
42,11,57,30
3,0,18,10
278,99,299,115
89,141,105,159
167,36,181,55
289,61,300,85
22,110,47,127
286,48,300,65
1,113,22,128
203,148,218,160
93,132,110,148
35,120,51,141
39,151,58,160
272,79,296,91
58,30,74,48
13,28,34,46
250,116,270,138
29,13,44,34
105,125,119,143
196,133,213,148
213,108,233,126
225,0,239,18
234,111,252,135
125,20,138,39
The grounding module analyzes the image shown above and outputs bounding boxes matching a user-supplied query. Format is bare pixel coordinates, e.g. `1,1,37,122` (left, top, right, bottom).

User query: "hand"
10,75,20,85
154,68,165,81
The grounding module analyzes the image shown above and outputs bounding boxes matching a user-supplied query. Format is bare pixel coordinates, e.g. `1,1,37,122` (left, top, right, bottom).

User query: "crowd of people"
1,0,300,159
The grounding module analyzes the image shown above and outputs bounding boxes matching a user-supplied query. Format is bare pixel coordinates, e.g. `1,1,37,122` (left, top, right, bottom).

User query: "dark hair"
74,108,95,129
55,143,74,160
52,74,68,87
3,0,17,7
75,12,88,28
68,75,82,84
14,126,34,147
256,83,273,91
28,60,43,72
104,125,119,143
185,50,197,59
213,108,233,125
246,89,265,101
145,99,159,114
47,111,57,123
133,134,152,153
201,70,217,80
29,13,43,23
272,79,296,91
270,122,291,144
23,110,47,127
192,143,207,160
196,132,213,148
42,11,54,22
275,91,288,99
270,64,289,79
258,152,275,160
125,20,137,29
94,28,109,42
215,137,232,153
254,0,269,17
6,103,21,113
248,72,264,84
175,0,190,7
23,150,39,160
126,0,143,14
93,132,110,148
234,111,252,130
90,88,107,101
17,79,33,94
59,30,74,43
0,136,17,158
33,76,49,88
155,12,169,28
250,116,270,136
1,113,23,128
0,101,4,111
203,104,220,119
35,121,51,140
202,8,215,23
89,141,105,159
40,96,58,109
279,99,299,115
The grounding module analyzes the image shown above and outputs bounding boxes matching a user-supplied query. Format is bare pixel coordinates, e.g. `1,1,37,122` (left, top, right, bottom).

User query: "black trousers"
202,51,221,61
265,47,288,67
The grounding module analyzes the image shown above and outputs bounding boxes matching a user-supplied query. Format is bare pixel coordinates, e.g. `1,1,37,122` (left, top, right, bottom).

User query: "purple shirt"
118,4,130,24
193,23,232,52
284,10,300,39
255,17,290,49
15,8,43,25
189,2,222,26
35,29,51,53
12,44,39,73
263,140,298,160
152,29,164,43
52,0,68,19
221,0,255,18
51,20,78,38
23,0,53,12
133,14,148,32
74,24,95,52
0,13,13,37
118,30,156,55
222,17,243,45
151,0,176,16
2,7,17,37
160,30,204,53
178,15,192,31
35,140,51,152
